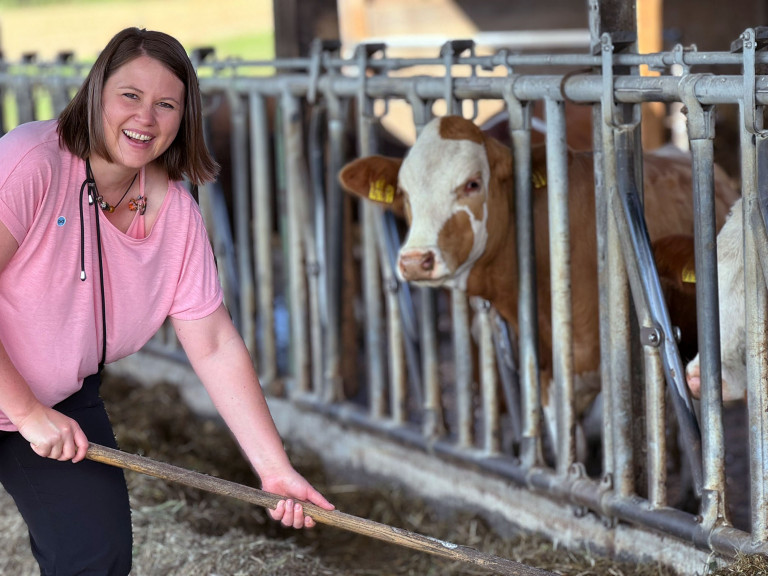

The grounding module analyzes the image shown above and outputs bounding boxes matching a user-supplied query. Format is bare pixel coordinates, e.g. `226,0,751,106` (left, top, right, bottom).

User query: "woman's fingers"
72,428,90,463
21,407,88,463
270,499,315,529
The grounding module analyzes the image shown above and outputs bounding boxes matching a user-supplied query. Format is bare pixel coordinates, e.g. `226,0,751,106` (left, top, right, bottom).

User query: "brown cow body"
339,115,740,441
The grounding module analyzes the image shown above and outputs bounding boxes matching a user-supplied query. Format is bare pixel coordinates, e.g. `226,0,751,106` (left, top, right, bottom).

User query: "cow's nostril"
421,251,434,271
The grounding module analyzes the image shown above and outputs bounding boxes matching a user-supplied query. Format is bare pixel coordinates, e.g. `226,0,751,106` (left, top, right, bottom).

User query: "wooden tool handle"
86,443,553,576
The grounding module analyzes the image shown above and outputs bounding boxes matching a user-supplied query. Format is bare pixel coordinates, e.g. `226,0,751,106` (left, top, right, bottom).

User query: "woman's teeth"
123,130,152,142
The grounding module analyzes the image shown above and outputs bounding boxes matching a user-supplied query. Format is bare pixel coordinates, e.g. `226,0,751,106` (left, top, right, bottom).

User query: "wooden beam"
273,0,341,59
637,0,665,149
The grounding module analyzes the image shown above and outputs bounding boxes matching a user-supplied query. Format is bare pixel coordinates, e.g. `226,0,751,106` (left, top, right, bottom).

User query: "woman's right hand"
15,403,89,462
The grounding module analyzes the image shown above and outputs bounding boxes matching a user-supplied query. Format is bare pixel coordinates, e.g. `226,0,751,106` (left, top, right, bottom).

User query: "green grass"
211,31,275,62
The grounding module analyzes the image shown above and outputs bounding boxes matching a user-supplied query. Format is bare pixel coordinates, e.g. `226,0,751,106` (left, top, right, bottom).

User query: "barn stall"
0,0,767,574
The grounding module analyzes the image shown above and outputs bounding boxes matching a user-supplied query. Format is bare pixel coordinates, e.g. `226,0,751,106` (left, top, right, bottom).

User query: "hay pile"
0,373,694,575
709,554,768,575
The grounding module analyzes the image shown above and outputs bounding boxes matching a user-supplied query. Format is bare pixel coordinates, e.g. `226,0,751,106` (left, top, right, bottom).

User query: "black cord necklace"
96,171,138,213
80,158,113,373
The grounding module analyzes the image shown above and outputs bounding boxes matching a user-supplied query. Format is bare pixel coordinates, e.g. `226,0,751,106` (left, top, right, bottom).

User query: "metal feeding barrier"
3,17,768,574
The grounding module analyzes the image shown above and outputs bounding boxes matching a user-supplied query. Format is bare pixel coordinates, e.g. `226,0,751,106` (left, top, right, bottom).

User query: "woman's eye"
123,93,138,100
157,102,175,110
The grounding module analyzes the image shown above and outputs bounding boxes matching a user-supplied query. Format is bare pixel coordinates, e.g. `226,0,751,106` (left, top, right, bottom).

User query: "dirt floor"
0,372,700,576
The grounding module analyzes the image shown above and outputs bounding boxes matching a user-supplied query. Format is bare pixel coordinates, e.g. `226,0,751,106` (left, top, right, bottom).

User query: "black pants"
0,373,132,576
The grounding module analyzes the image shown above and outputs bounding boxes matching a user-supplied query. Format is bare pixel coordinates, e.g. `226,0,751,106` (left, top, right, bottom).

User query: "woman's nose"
135,103,156,125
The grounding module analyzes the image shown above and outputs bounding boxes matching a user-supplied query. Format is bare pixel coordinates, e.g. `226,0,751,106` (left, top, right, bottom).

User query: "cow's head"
338,115,513,291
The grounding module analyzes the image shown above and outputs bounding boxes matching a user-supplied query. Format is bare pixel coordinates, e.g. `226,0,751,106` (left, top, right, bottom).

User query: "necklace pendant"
97,197,115,213
128,195,147,215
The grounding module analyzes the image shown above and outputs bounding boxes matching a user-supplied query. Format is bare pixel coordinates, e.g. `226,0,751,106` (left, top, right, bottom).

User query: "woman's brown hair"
58,27,219,185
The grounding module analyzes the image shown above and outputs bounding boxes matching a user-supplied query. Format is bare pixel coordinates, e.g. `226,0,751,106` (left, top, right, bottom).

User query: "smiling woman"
0,26,332,576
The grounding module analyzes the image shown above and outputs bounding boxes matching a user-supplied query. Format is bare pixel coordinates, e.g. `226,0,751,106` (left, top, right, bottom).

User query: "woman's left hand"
261,471,335,529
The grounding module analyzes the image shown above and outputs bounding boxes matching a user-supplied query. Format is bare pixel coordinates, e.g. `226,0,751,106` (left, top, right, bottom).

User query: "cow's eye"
462,179,482,195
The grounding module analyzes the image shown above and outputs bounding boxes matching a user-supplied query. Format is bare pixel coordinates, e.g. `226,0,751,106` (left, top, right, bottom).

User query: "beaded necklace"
95,172,139,213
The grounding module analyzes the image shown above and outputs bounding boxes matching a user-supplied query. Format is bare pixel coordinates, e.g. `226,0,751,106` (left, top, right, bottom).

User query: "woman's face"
100,54,185,171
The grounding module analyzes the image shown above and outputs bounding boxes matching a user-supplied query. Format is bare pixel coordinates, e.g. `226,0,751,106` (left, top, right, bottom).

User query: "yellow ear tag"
369,179,395,204
681,264,696,284
531,170,547,189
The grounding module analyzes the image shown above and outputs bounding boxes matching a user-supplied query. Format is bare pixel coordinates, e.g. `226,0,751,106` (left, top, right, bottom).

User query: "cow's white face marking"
396,119,491,290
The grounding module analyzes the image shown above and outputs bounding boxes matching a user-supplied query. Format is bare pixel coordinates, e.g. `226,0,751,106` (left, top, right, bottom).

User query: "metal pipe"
228,90,256,356
544,97,575,475
476,298,501,455
503,88,543,468
280,93,310,394
644,348,668,508
250,93,277,386
373,212,407,424
680,75,727,526
320,93,346,401
740,101,768,541
452,291,474,449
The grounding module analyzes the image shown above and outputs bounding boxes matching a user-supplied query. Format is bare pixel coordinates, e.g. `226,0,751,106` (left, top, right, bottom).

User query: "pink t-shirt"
0,120,224,430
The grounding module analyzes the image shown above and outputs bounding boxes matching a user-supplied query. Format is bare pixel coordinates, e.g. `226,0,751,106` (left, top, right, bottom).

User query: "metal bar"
250,93,277,386
544,97,575,474
356,120,386,417
304,111,325,397
10,68,768,112
741,101,768,540
320,93,345,402
644,347,667,509
591,101,615,483
452,291,474,449
679,74,728,526
280,92,310,394
503,87,543,468
600,34,636,500
475,298,500,455
9,44,768,78
374,212,407,424
228,90,256,356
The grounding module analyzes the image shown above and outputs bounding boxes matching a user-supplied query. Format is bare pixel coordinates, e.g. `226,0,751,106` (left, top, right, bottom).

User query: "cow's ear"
338,155,406,217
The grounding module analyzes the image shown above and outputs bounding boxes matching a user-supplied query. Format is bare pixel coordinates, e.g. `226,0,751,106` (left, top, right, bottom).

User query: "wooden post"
273,0,341,59
637,0,666,149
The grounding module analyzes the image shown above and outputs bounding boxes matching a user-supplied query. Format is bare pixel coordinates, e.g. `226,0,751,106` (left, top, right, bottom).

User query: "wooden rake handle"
86,443,553,576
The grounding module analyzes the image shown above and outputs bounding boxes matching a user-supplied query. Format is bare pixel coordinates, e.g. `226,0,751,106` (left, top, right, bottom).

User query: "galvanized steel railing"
2,28,768,566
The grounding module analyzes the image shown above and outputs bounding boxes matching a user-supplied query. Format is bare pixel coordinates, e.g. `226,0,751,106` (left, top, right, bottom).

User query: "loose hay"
0,372,688,575
708,553,768,575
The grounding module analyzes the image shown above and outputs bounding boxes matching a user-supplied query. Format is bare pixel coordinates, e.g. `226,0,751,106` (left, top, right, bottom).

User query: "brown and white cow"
339,114,740,442
684,198,748,402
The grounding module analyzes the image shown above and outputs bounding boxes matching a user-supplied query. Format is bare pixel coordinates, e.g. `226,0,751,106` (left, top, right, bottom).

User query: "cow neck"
465,138,519,327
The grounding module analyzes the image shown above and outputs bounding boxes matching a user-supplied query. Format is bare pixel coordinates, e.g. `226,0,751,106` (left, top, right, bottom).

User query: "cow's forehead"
399,119,489,196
